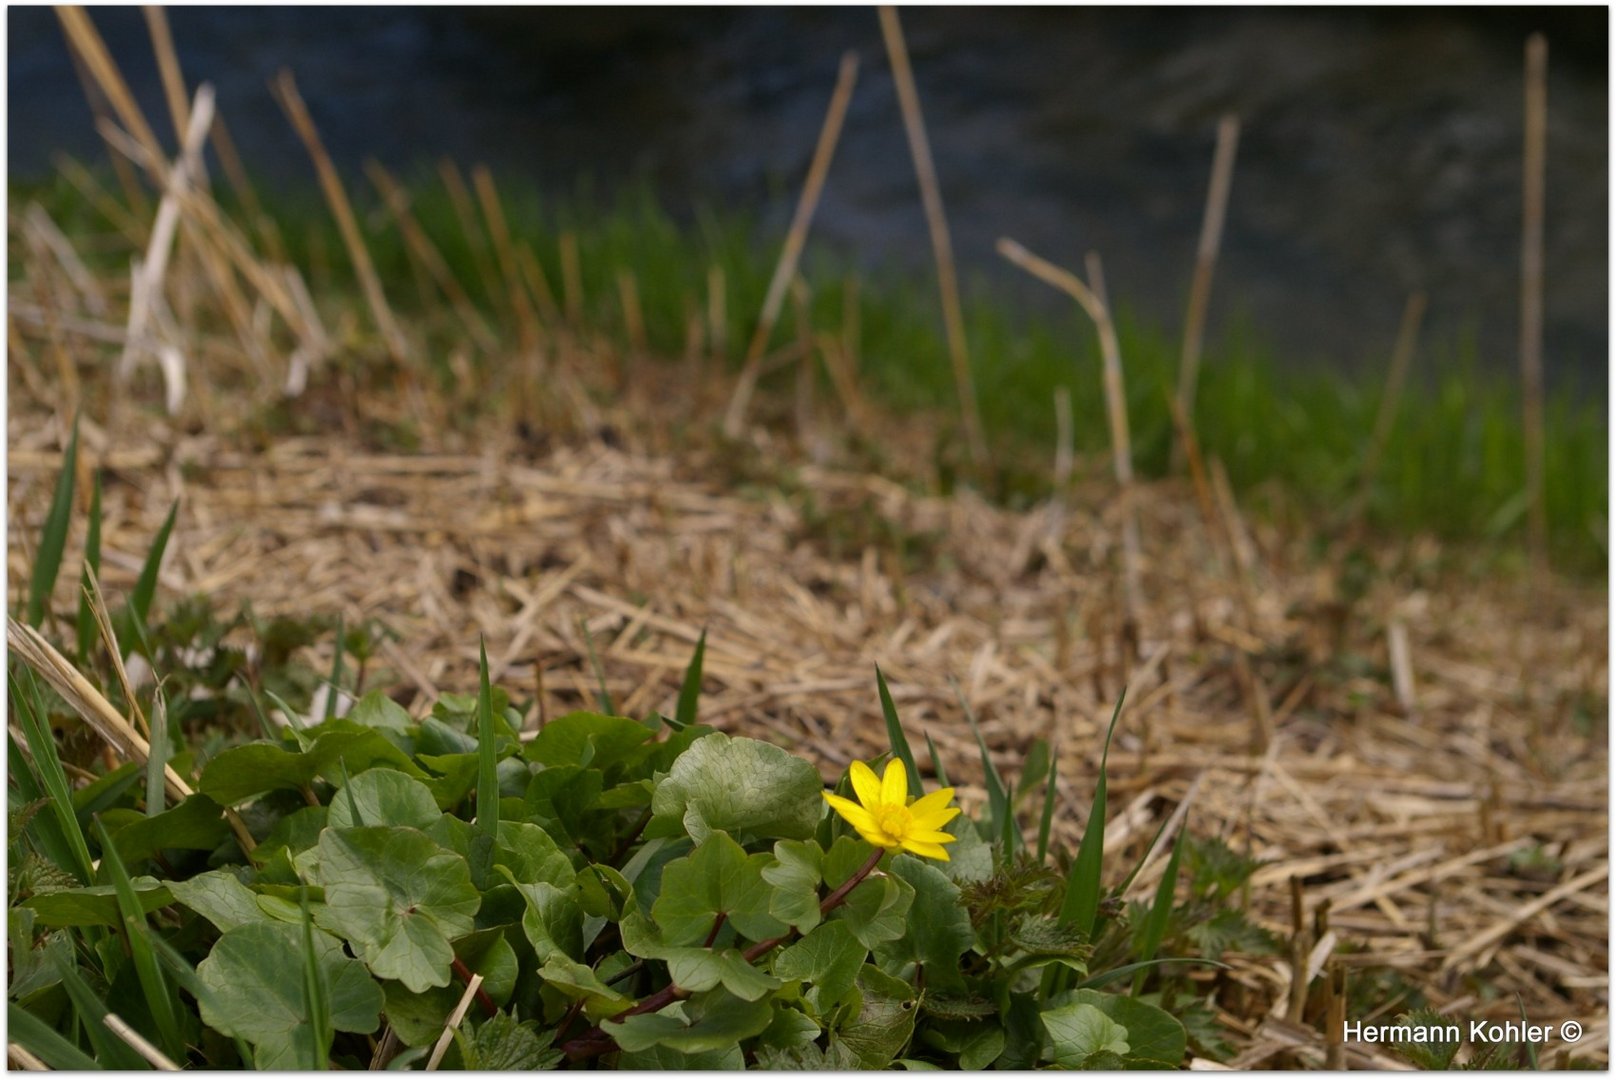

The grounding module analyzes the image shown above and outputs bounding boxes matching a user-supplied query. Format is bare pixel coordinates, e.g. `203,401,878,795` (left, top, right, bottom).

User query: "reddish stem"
451,956,498,1018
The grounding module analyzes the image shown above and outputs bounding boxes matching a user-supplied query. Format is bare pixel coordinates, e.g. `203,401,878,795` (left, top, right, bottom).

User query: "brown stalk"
559,231,584,326
722,51,859,436
878,7,987,472
438,158,505,315
272,68,408,363
1173,113,1240,466
471,165,542,352
55,6,162,209
1353,291,1427,525
141,6,192,152
52,152,146,245
1519,33,1548,572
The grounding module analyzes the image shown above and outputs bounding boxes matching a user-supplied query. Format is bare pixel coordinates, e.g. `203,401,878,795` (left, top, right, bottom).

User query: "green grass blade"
324,615,346,722
144,684,168,818
128,499,179,633
337,757,363,826
244,684,280,742
8,1001,104,1070
12,668,96,884
1059,688,1128,938
47,951,149,1069
28,414,80,627
874,665,922,796
1036,745,1059,864
580,619,614,714
1076,956,1229,991
300,891,334,1069
924,731,951,789
954,678,1014,852
8,730,86,886
674,628,707,730
1132,828,1187,994
93,816,185,1061
472,637,499,886
76,471,103,663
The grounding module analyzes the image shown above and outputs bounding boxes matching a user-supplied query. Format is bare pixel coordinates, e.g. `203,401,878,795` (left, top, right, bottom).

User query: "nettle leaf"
773,919,865,1014
604,988,773,1054
455,1011,564,1070
24,878,172,927
1043,1002,1130,1067
649,733,822,843
652,831,788,945
306,827,479,992
327,769,440,830
196,920,382,1069
165,869,263,932
524,711,653,772
1051,989,1187,1068
762,839,824,933
757,1037,861,1070
877,855,975,990
839,964,919,1068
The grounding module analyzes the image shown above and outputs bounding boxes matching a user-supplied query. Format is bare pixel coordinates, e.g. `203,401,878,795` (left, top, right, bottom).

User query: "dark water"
9,7,1608,387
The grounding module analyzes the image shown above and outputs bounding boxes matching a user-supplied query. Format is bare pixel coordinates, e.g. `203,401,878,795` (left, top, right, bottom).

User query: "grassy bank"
11,166,1607,575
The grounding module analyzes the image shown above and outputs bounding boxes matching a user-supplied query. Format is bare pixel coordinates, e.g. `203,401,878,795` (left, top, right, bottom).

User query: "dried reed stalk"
55,6,166,194
438,158,505,320
141,6,192,151
878,8,987,471
7,1044,48,1071
425,973,484,1071
722,51,859,436
53,152,146,245
707,263,728,362
1173,113,1240,465
104,1014,180,1071
1519,34,1548,571
560,232,584,326
996,238,1144,648
272,69,408,363
471,165,542,352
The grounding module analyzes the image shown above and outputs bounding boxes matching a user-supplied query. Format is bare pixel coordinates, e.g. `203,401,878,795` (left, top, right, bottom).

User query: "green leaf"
1054,989,1187,1068
676,628,707,730
653,830,788,945
1061,689,1127,938
955,679,1015,852
824,839,913,948
94,816,185,1061
196,920,383,1069
7,1001,102,1070
12,670,95,884
1037,742,1060,864
128,499,179,635
164,870,263,932
1133,829,1186,994
839,964,919,1068
1042,1002,1131,1066
874,666,923,797
472,637,499,886
507,876,584,963
604,988,773,1054
494,820,577,888
378,932,520,1047
757,1004,822,1050
305,826,480,992
649,732,822,843
75,471,102,663
327,769,439,830
773,920,865,1013
761,839,823,932
198,743,317,805
455,1012,564,1070
534,956,636,1021
621,911,783,1001
620,1042,743,1070
298,893,333,1069
877,855,975,991
923,731,951,789
145,685,169,817
524,710,654,771
347,689,413,731
24,879,173,927
28,415,78,627
46,953,148,1069
960,1024,1007,1070
110,794,230,866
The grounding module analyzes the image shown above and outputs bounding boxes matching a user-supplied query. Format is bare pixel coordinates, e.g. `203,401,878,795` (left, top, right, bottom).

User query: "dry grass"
6,351,1606,1064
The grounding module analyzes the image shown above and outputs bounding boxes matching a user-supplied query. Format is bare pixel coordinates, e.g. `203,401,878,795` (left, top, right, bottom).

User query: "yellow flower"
822,759,960,861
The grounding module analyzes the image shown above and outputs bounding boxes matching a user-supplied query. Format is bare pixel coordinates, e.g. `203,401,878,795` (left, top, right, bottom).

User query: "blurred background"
9,6,1608,390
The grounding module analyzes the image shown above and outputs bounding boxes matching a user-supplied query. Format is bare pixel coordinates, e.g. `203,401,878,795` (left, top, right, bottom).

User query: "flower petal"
823,792,878,835
902,840,951,861
848,760,883,809
910,805,961,831
881,758,908,806
908,787,956,816
903,828,956,845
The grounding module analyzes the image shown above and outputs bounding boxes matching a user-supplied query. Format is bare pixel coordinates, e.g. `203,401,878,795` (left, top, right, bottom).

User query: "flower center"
874,803,912,840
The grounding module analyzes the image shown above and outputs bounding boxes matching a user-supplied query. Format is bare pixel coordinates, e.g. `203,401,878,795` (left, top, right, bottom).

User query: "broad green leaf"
839,964,918,1068
1056,989,1187,1069
877,855,975,991
535,956,636,1020
823,839,913,948
620,1042,743,1070
379,932,520,1047
1042,1002,1130,1067
197,920,383,1068
524,710,652,771
620,911,781,1001
347,690,413,731
773,920,865,1013
960,1025,1007,1070
652,830,787,945
522,764,604,846
198,743,317,804
307,827,479,992
25,879,173,927
650,732,822,843
762,839,824,932
506,876,584,963
494,820,576,887
165,870,263,932
757,1004,822,1051
110,794,230,865
604,988,773,1054
27,415,78,628
327,769,439,830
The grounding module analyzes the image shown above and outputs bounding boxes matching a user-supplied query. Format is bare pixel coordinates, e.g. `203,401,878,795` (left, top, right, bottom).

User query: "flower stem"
560,845,887,1061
